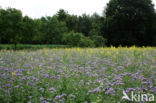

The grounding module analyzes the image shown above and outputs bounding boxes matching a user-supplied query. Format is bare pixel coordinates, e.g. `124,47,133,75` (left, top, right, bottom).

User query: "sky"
0,0,156,18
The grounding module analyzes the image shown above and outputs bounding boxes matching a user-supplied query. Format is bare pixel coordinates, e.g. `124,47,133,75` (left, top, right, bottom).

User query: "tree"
56,9,79,32
90,36,107,47
0,8,23,50
66,14,78,32
89,13,102,36
103,0,156,46
56,9,68,22
77,14,92,36
43,16,67,44
32,18,45,44
22,16,39,44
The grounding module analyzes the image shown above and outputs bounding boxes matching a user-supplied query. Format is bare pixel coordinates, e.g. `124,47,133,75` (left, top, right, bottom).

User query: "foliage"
90,36,107,47
66,14,78,32
44,16,67,44
63,32,94,47
56,9,68,22
77,14,92,36
79,37,95,47
103,0,156,46
89,13,103,37
0,8,23,49
22,16,39,44
0,3,156,47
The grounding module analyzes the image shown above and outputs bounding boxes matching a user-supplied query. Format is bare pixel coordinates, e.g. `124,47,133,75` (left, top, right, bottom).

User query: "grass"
0,47,155,103
0,44,70,50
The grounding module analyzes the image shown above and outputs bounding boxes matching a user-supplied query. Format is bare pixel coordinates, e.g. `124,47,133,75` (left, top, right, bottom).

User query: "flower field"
0,47,156,103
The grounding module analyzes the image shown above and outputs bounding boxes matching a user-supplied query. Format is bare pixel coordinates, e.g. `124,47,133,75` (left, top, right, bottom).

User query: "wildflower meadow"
0,47,156,103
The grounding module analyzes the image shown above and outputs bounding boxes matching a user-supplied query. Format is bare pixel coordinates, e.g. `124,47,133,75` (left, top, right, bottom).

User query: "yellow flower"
12,72,15,76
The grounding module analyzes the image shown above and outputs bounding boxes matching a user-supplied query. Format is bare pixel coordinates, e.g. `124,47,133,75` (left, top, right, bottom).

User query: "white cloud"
0,0,155,18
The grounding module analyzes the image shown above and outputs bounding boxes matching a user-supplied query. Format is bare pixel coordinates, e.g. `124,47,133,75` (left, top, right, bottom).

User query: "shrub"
79,37,95,47
90,36,107,47
63,32,95,47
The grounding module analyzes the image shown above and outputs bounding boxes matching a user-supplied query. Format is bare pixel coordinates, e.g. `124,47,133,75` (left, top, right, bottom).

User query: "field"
0,47,156,103
0,44,69,50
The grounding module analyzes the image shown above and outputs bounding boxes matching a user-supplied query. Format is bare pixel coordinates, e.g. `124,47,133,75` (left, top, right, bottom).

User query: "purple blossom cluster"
0,48,155,102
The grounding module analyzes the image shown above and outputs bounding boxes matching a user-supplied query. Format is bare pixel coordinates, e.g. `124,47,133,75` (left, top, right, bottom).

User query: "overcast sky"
0,0,156,18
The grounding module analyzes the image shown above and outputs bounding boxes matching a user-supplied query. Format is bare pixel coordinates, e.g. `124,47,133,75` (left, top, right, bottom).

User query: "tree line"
0,0,156,48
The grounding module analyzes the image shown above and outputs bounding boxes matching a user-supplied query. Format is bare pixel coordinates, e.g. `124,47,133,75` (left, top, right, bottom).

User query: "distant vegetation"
0,0,156,49
0,44,69,50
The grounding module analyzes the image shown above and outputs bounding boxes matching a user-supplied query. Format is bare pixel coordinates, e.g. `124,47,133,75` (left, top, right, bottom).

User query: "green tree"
31,19,45,44
56,9,79,32
43,16,67,44
0,8,23,50
89,23,102,36
77,14,92,36
22,16,39,44
89,13,103,37
103,0,156,46
66,15,78,32
56,9,68,22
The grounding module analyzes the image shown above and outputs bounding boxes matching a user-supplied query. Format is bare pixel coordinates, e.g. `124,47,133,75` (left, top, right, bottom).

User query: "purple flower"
61,93,66,97
55,93,66,100
105,88,115,95
55,95,62,100
15,73,22,76
15,69,23,73
40,97,44,101
57,70,62,74
2,67,8,71
92,87,100,93
69,94,76,99
49,87,55,91
142,81,149,85
5,83,11,87
78,80,83,86
28,82,35,88
21,76,26,80
14,85,19,88
135,87,142,91
150,87,156,92
88,87,100,93
29,96,32,99
40,87,45,92
125,88,135,93
49,87,56,93
103,87,109,92
42,73,49,78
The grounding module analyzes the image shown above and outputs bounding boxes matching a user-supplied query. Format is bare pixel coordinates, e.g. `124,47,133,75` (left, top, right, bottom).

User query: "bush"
90,36,107,47
79,37,95,47
63,32,95,47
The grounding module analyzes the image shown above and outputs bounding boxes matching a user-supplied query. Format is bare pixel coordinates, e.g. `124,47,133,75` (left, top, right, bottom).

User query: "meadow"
0,47,155,103
0,44,69,50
